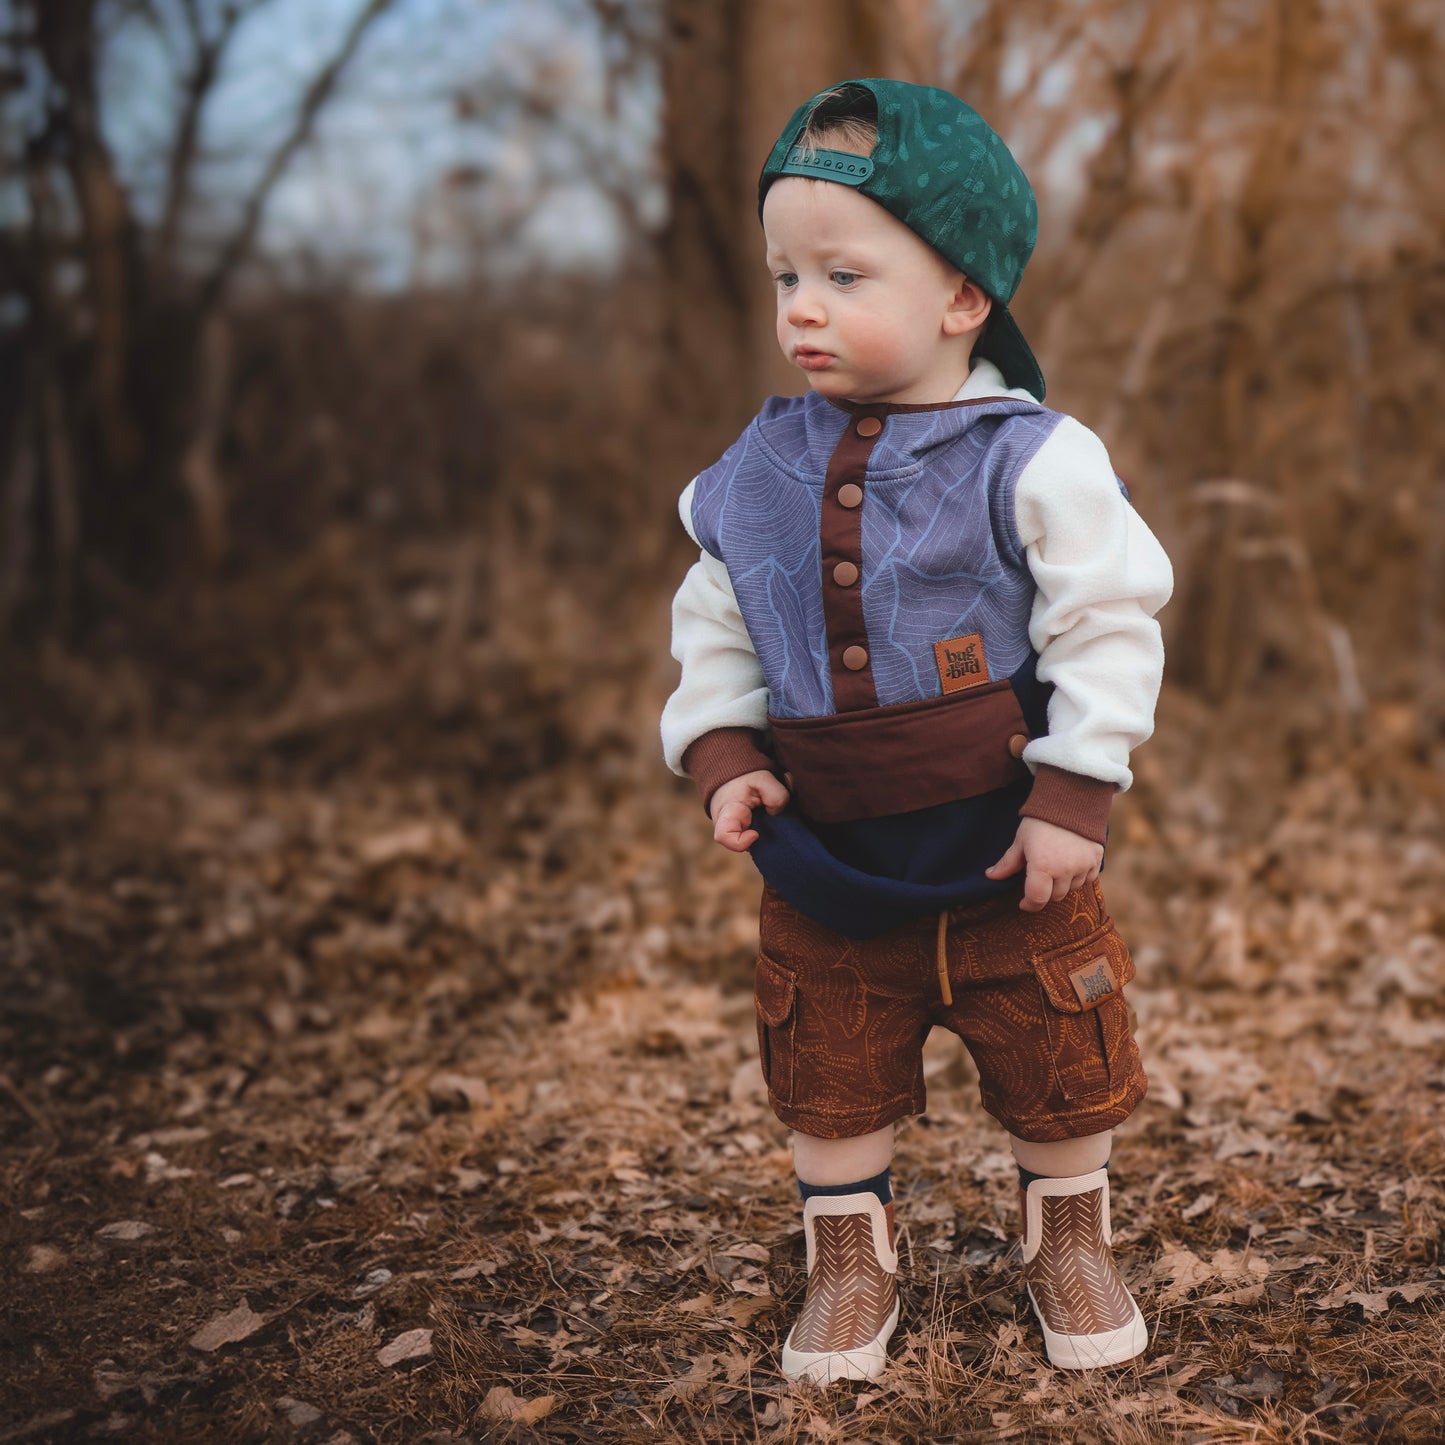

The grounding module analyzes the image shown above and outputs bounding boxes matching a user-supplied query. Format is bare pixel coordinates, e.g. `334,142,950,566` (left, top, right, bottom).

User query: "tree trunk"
658,0,940,486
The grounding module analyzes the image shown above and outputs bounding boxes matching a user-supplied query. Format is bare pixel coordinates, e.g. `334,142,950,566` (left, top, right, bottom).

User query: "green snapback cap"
759,78,1045,401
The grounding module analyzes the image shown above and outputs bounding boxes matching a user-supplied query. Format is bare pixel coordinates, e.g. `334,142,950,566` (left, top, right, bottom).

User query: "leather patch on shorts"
1068,955,1119,1008
934,632,990,694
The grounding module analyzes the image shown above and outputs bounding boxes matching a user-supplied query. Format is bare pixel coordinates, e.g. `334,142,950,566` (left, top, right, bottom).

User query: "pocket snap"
1030,918,1137,1101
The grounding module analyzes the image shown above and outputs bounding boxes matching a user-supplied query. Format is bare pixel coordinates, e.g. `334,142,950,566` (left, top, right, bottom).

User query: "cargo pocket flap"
754,953,797,1027
1031,920,1136,1014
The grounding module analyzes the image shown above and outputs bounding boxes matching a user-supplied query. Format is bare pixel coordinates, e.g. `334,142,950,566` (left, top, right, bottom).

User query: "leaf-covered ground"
4,528,1445,1444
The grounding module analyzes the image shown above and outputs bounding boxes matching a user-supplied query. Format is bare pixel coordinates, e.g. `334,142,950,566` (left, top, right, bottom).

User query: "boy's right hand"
709,769,791,852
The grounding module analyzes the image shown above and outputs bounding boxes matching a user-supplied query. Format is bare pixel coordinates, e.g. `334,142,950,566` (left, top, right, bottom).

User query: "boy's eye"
774,272,798,290
830,270,859,286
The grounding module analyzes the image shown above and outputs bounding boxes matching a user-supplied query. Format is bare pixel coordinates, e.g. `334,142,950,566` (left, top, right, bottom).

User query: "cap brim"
975,303,1045,402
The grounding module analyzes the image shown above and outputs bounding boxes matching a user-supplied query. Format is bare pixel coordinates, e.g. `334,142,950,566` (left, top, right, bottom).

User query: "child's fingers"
713,801,755,852
758,773,791,813
986,840,1025,879
1019,863,1055,913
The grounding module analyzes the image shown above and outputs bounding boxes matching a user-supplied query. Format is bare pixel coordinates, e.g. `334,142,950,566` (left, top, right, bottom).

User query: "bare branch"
151,0,250,281
197,0,395,312
33,0,144,474
178,0,203,46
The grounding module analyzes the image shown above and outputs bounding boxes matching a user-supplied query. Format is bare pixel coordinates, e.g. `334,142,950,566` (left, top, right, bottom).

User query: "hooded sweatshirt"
661,361,1172,937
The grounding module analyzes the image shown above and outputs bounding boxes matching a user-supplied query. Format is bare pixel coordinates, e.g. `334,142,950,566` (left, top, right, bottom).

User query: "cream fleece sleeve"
1013,416,1173,790
660,481,771,777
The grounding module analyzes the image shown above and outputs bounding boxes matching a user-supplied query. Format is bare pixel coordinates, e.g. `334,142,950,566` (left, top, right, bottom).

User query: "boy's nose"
785,285,825,327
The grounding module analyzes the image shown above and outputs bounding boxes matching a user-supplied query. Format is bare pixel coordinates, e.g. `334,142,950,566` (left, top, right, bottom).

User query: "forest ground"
4,516,1445,1445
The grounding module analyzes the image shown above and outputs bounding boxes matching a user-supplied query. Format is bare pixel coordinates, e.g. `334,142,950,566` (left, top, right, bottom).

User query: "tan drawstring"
936,909,952,1006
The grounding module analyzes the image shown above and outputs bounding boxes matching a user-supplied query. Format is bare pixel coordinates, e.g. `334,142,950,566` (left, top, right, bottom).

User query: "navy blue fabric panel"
1007,653,1053,739
808,779,1031,885
749,805,1024,939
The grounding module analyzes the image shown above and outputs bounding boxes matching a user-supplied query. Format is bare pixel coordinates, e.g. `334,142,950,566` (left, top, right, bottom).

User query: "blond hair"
794,86,878,160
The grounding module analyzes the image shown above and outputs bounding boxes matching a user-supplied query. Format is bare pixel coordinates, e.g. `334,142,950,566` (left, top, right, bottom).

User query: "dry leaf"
479,1386,558,1424
718,1242,770,1263
190,1300,265,1352
1153,1246,1216,1304
1165,1362,1210,1386
96,1221,156,1243
357,821,463,866
1314,1283,1436,1315
376,1327,433,1367
721,1295,773,1325
23,1245,66,1274
1154,1245,1268,1305
427,1072,492,1110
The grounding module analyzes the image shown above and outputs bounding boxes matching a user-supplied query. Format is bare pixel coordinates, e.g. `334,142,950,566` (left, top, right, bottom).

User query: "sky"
96,0,663,288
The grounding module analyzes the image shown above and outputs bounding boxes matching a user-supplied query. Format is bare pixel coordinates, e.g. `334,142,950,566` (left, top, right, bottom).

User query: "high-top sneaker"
1021,1168,1148,1370
780,1191,900,1383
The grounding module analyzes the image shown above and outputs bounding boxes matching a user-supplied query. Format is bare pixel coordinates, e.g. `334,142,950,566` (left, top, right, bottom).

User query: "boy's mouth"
794,346,834,371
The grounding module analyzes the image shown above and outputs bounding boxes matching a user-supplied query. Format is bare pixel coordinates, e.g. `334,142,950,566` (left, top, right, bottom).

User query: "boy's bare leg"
1009,1128,1147,1369
1009,1129,1111,1178
793,1125,894,1184
781,1125,899,1383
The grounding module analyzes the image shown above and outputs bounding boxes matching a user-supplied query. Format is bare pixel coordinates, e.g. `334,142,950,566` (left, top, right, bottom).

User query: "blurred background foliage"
2,0,1444,762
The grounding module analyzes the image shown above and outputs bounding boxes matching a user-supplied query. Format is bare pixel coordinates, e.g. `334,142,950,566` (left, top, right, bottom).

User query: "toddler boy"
661,79,1172,1383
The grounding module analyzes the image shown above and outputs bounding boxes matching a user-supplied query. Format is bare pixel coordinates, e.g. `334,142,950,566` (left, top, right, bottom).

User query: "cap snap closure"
832,561,859,586
837,483,863,509
1008,733,1029,759
842,645,869,671
856,416,882,438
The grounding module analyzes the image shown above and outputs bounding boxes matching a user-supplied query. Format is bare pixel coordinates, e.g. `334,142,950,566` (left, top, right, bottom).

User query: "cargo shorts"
753,879,1147,1143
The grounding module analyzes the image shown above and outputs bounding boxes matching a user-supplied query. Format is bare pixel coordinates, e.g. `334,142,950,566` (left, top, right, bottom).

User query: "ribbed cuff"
681,727,776,812
1018,764,1116,845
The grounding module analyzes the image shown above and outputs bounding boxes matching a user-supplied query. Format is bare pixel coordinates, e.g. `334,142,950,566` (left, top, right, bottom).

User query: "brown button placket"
821,412,887,710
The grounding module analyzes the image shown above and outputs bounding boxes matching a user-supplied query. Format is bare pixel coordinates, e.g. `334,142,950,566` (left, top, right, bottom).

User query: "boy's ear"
942,276,992,337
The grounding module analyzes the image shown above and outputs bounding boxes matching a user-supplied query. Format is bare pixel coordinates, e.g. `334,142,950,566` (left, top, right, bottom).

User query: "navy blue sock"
798,1167,891,1206
1017,1159,1109,1192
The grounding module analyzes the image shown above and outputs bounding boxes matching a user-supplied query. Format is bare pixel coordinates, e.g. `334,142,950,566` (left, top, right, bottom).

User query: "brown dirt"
3,515,1445,1445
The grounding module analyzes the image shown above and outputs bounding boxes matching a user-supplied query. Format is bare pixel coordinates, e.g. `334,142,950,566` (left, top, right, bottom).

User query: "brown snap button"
837,483,864,508
832,561,859,586
856,416,882,438
1008,733,1029,759
842,644,869,671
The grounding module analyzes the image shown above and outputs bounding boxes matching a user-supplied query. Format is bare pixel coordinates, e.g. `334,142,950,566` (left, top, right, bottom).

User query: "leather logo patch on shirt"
1069,956,1119,1008
934,632,990,694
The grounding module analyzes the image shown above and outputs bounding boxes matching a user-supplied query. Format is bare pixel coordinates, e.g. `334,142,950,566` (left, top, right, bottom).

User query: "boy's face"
762,176,989,406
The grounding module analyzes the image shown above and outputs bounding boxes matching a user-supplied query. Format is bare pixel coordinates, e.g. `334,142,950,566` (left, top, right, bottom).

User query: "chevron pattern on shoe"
789,1212,898,1354
1025,1188,1136,1335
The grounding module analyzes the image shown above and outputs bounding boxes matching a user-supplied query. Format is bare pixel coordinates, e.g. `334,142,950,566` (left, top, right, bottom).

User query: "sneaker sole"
780,1295,901,1384
1026,1286,1149,1371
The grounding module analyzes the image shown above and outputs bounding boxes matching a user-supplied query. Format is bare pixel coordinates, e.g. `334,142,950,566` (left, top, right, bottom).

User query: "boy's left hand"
985,817,1103,913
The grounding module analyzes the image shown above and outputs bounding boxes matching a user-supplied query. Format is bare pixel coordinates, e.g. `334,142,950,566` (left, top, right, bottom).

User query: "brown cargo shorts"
753,879,1146,1143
